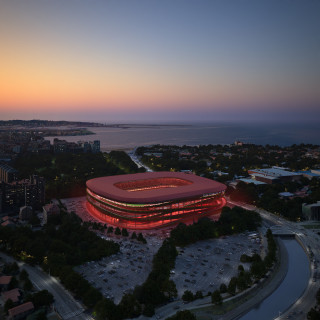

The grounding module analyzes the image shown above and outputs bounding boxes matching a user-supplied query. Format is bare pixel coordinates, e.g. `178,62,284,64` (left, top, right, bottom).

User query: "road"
0,252,91,320
277,227,319,320
127,148,153,172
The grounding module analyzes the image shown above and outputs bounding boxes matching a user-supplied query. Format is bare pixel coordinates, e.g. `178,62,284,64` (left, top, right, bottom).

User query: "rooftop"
2,288,21,303
298,170,320,177
238,178,266,185
87,172,226,203
0,275,12,285
279,192,294,197
0,163,18,173
250,173,278,180
8,302,34,317
304,201,320,208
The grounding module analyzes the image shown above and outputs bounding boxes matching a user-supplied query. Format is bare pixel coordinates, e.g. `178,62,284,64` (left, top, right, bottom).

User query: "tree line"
170,206,262,247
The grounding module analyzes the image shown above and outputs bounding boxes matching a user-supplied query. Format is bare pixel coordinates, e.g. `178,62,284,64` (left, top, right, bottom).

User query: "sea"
47,122,320,151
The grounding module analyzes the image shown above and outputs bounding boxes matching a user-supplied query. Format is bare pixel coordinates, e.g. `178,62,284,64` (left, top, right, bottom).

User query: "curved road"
127,148,153,172
0,252,91,320
228,201,318,320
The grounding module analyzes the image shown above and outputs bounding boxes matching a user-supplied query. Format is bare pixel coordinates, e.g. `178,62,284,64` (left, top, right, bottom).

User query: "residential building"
54,138,100,153
248,166,301,184
2,288,21,304
8,301,34,320
43,203,60,224
302,201,320,221
0,175,45,214
0,275,12,291
0,163,18,183
91,140,100,153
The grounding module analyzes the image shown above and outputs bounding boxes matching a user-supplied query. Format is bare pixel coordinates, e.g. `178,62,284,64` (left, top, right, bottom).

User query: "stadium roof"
86,172,226,204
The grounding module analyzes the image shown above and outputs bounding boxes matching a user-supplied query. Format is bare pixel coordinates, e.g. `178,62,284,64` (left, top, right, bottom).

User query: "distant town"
0,121,320,320
0,119,106,128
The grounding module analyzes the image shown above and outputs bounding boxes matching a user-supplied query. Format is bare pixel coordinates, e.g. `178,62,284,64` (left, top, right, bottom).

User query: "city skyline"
1,0,319,123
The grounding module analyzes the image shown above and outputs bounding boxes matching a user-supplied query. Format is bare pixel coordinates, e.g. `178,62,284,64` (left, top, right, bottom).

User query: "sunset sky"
0,0,319,123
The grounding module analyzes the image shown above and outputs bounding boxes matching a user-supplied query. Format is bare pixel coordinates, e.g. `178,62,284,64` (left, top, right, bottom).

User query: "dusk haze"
1,0,319,123
1,2,320,319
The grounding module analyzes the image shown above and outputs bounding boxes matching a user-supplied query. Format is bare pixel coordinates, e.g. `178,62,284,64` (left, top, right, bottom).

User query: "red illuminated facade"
86,172,227,229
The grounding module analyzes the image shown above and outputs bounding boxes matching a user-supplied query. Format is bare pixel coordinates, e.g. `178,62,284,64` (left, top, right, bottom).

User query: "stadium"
86,172,227,229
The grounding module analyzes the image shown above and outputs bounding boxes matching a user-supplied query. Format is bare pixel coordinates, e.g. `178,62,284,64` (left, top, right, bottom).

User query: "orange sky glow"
0,0,319,122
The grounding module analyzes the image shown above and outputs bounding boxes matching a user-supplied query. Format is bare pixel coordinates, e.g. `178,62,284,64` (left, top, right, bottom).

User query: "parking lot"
60,197,94,223
74,235,162,304
74,232,262,303
172,234,261,297
62,197,263,302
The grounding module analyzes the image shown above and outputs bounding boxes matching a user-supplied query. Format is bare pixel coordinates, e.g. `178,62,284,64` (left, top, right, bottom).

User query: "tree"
24,278,33,291
8,276,18,290
20,269,29,281
29,214,40,226
307,308,320,320
250,260,266,279
240,254,251,263
166,310,197,320
211,290,222,305
36,311,47,320
107,151,140,173
161,279,178,299
107,226,114,234
118,293,142,318
195,290,203,299
227,277,237,295
121,228,129,237
4,298,14,313
143,304,155,317
219,283,227,293
316,288,320,305
237,274,248,291
4,262,19,275
94,298,119,320
251,253,262,262
30,290,54,308
238,264,244,272
137,233,147,243
131,231,137,239
170,207,260,246
83,287,102,308
182,290,194,302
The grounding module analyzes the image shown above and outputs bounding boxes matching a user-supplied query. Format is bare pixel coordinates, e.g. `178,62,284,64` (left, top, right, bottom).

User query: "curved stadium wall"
86,172,227,229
